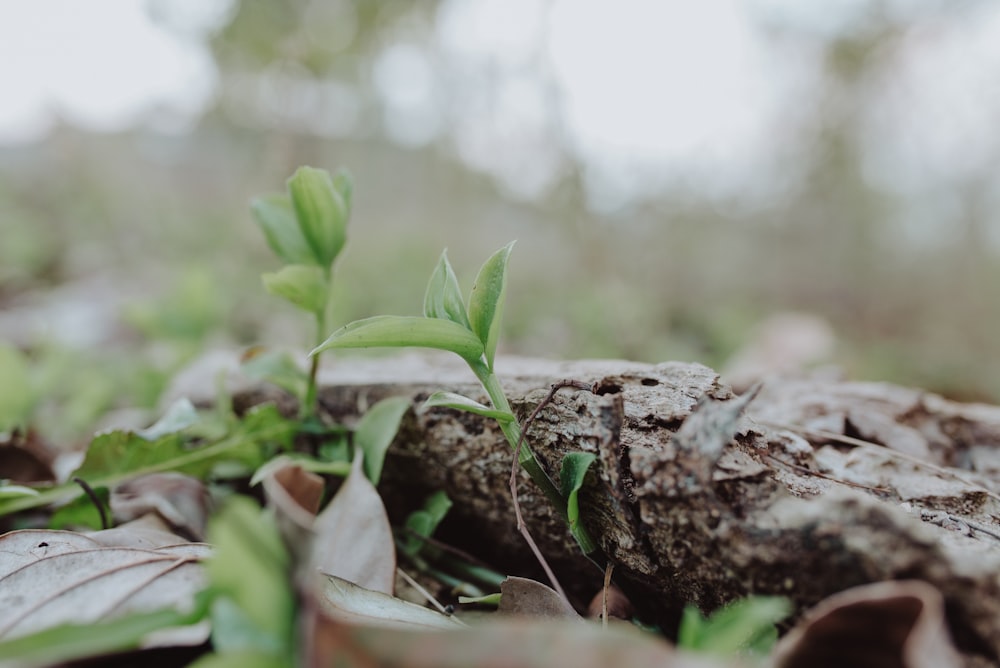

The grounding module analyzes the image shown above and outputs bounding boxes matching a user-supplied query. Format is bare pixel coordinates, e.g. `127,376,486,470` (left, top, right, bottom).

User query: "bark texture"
227,352,1000,665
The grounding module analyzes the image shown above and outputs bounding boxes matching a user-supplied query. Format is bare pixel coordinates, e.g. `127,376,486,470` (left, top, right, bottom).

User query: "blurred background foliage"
1,0,999,442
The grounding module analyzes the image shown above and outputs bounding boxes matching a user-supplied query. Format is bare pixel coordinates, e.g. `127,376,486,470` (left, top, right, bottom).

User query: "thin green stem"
469,361,565,516
0,422,293,518
469,359,600,556
302,268,332,419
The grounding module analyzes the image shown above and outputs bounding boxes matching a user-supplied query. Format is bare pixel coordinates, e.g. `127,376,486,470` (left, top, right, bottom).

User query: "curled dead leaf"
111,473,211,541
772,580,962,668
311,454,396,596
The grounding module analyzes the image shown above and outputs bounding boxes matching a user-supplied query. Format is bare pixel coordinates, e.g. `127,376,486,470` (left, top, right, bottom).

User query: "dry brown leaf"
587,583,635,621
0,429,56,484
260,458,327,567
498,576,580,619
314,616,732,668
111,472,211,541
311,454,396,595
772,580,962,668
275,463,325,515
317,575,465,631
86,514,207,549
0,528,208,645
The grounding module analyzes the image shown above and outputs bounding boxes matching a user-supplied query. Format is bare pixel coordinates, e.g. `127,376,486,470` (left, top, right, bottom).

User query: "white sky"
0,0,224,142
1,0,999,216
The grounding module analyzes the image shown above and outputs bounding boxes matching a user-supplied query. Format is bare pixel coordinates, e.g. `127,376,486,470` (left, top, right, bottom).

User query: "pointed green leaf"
559,451,596,529
422,391,514,422
261,264,328,315
250,193,318,265
467,241,515,370
677,596,790,655
206,497,294,655
353,396,410,484
401,490,452,557
311,316,484,362
287,166,348,267
423,250,471,329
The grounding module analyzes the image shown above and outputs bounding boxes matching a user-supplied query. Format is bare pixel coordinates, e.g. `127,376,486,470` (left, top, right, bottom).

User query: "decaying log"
221,352,1000,664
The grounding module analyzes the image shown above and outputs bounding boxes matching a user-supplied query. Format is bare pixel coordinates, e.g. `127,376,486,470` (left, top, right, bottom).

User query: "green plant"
677,596,791,657
250,166,352,418
312,243,598,556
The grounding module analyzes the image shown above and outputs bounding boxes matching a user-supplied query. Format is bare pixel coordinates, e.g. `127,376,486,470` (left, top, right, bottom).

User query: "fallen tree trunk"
224,352,1000,665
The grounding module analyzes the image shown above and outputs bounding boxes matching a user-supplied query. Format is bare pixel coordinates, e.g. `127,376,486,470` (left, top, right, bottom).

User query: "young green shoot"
311,244,600,561
251,166,352,419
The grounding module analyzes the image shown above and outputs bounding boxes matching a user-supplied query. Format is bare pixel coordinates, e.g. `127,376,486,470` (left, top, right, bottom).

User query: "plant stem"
302,269,332,419
469,360,599,554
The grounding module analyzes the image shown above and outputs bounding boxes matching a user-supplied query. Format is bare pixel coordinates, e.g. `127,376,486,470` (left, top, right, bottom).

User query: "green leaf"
353,396,410,485
287,166,348,267
422,391,515,422
261,264,328,315
73,405,292,482
250,455,351,487
206,497,295,658
423,250,471,329
677,596,791,656
467,241,515,371
0,484,38,499
457,593,502,606
0,342,32,432
311,316,485,362
0,404,298,519
401,490,452,557
559,452,596,529
250,193,317,265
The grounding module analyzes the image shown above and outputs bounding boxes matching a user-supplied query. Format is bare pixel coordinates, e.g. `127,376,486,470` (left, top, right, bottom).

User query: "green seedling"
678,595,791,657
251,166,352,418
312,243,598,557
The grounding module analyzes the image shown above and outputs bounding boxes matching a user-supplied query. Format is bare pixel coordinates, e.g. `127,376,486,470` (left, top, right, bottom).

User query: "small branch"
601,562,614,631
72,477,109,530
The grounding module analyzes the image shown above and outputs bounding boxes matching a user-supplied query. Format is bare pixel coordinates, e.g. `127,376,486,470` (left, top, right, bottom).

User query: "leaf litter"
0,388,972,667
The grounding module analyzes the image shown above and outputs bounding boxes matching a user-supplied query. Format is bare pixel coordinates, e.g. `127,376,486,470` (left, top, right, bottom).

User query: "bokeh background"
2,0,999,441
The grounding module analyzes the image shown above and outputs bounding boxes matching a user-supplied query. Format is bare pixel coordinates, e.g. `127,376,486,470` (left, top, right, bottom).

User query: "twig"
72,477,109,530
395,566,467,623
764,454,892,494
601,562,614,631
762,421,1000,504
509,380,598,605
398,525,494,569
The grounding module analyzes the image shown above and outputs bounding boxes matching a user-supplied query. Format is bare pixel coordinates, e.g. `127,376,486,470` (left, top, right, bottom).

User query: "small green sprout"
251,166,352,418
312,243,598,556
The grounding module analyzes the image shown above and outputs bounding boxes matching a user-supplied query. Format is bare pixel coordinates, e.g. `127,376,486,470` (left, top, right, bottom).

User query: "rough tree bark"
223,352,1000,666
